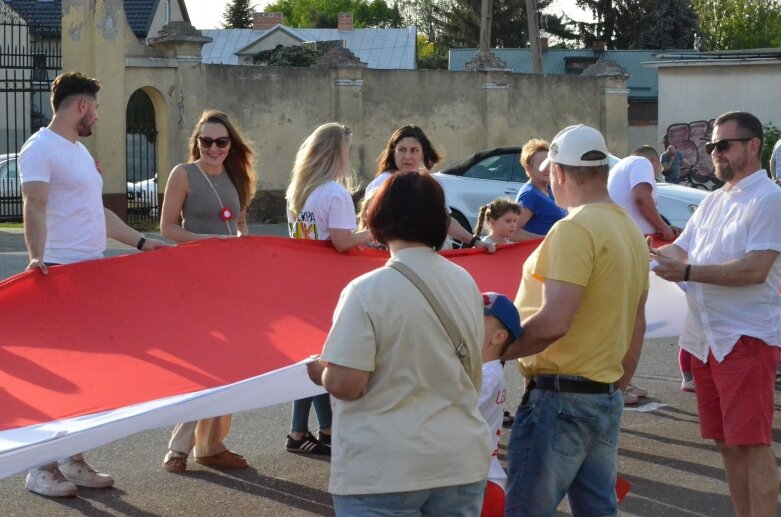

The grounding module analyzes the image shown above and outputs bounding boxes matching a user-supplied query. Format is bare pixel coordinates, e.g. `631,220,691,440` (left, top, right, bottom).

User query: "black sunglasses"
198,136,231,149
705,137,753,155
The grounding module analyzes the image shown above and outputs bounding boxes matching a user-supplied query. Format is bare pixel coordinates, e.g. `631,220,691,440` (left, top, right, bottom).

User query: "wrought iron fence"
126,89,158,225
0,19,60,221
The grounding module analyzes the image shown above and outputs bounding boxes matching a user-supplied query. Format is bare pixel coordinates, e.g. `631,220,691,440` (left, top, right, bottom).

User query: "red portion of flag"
0,237,536,431
616,475,632,503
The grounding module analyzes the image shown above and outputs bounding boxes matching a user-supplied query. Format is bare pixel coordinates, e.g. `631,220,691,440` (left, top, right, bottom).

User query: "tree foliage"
572,0,698,49
397,1,574,68
691,0,781,50
222,0,255,29
264,0,402,28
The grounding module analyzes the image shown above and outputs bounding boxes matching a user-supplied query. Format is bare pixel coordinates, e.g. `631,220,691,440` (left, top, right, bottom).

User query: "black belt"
531,375,618,394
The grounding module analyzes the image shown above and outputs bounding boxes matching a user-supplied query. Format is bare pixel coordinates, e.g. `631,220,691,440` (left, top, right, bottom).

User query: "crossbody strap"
386,261,469,366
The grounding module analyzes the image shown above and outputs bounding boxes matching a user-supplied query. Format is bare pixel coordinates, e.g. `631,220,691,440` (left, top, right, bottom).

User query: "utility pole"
526,0,544,74
464,0,509,71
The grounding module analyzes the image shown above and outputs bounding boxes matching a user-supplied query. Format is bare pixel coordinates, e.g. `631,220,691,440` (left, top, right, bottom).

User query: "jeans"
290,393,331,433
505,385,623,517
332,480,486,516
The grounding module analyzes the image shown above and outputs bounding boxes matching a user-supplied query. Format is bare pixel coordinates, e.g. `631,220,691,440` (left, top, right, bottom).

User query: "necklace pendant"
220,207,234,221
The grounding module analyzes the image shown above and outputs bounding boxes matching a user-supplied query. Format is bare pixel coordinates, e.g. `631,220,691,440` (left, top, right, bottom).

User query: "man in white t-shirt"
652,111,781,517
20,72,168,498
608,146,677,242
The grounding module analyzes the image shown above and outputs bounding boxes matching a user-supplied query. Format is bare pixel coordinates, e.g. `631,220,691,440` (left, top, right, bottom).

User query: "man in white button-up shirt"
652,111,781,517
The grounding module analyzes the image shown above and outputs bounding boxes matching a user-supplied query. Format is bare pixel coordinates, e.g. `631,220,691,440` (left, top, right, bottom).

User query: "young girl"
474,199,522,245
285,123,371,455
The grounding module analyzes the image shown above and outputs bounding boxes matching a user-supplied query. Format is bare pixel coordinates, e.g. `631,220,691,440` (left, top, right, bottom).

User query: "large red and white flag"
0,236,684,478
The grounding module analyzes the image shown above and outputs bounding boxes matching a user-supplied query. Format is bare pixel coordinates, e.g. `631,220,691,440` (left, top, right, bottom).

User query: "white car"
0,153,21,220
127,173,158,216
433,147,706,233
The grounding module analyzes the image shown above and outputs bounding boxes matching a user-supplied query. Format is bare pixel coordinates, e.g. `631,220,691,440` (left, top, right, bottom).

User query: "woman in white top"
285,123,371,454
364,125,494,251
310,171,491,514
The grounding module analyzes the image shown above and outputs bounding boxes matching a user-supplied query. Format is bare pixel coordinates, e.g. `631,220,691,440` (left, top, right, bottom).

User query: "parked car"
0,153,21,220
433,147,705,234
127,173,158,215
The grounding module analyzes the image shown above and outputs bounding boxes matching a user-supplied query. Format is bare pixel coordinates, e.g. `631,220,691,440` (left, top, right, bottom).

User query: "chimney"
539,36,549,49
338,12,353,32
592,40,606,51
254,12,284,30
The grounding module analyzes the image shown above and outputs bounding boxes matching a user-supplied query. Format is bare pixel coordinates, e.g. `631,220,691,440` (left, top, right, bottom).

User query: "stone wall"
62,0,629,223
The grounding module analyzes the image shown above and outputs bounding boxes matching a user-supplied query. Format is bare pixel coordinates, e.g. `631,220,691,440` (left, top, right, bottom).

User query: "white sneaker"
59,457,114,488
623,391,639,405
25,467,78,497
626,383,649,398
681,379,696,393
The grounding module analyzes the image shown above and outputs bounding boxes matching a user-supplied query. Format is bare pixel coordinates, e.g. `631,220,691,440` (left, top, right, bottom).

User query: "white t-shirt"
287,180,356,241
479,359,507,490
321,247,491,495
364,171,393,199
676,170,781,362
607,156,658,235
19,128,106,264
481,235,512,245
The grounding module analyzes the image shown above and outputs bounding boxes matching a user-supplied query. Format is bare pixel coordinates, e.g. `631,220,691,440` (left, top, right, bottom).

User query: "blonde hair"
474,198,521,238
521,138,550,172
286,123,353,218
189,110,257,210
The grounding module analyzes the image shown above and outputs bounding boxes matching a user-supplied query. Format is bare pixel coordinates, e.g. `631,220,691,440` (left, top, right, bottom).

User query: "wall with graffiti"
664,119,715,176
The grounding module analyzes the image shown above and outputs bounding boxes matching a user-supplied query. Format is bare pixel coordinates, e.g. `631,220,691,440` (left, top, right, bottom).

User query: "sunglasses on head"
705,137,753,155
198,136,231,149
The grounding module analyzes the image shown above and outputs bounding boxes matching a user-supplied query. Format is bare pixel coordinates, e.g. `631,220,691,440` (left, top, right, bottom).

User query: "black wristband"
136,236,146,251
684,264,691,282
468,236,480,248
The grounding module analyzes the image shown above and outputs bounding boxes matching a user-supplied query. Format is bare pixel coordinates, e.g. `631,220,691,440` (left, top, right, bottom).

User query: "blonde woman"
514,139,566,236
285,122,371,454
159,110,257,472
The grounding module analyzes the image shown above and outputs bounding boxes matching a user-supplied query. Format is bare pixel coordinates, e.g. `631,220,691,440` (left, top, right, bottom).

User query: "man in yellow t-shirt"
503,125,649,516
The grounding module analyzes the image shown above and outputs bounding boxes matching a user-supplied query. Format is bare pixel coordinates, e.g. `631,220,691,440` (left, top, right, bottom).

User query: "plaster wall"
148,0,185,38
61,0,628,222
657,62,781,144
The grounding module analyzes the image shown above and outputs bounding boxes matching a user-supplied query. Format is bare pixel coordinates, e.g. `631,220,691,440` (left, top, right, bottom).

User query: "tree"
437,0,573,49
222,0,255,29
572,0,698,49
691,0,781,50
638,0,698,49
263,0,402,28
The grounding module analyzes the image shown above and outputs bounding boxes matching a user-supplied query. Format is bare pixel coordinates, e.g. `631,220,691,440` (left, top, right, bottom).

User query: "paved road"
1,227,779,516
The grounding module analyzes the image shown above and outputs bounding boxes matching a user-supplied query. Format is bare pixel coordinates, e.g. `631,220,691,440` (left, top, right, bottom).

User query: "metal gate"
0,18,60,221
126,89,158,224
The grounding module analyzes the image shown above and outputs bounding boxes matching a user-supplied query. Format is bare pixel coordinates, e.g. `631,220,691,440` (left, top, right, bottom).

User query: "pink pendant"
220,208,234,221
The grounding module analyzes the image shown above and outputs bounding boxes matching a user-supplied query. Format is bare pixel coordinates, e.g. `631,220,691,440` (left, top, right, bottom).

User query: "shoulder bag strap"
387,261,469,367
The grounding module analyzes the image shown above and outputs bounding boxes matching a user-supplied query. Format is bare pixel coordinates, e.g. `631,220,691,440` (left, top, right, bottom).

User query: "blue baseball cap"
482,292,522,341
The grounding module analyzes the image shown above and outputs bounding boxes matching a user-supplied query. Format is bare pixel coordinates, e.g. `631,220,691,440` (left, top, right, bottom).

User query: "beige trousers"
167,415,232,458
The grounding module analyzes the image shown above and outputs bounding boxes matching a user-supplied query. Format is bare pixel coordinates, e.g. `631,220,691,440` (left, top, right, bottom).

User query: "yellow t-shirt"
515,203,649,383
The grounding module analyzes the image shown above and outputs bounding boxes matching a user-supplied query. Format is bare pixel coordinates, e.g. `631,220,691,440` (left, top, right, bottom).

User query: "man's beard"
76,115,94,137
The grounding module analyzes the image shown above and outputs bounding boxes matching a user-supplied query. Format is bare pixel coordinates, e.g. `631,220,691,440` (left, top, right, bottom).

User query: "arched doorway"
126,89,158,224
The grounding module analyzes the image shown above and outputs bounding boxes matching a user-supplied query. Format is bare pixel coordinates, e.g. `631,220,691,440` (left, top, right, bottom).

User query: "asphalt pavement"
1,226,779,516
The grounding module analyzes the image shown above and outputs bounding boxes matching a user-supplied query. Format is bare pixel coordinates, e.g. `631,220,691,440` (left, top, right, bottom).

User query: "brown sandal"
162,451,188,473
194,449,248,469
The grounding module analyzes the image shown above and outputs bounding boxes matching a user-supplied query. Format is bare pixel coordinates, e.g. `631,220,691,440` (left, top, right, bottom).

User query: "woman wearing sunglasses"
159,109,257,472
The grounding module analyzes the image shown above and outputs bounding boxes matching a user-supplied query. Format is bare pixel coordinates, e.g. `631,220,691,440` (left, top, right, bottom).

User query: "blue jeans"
290,393,331,434
332,480,486,516
505,384,623,517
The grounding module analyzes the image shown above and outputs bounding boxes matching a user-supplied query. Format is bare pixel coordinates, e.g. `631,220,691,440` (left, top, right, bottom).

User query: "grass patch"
0,222,22,229
129,221,160,232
